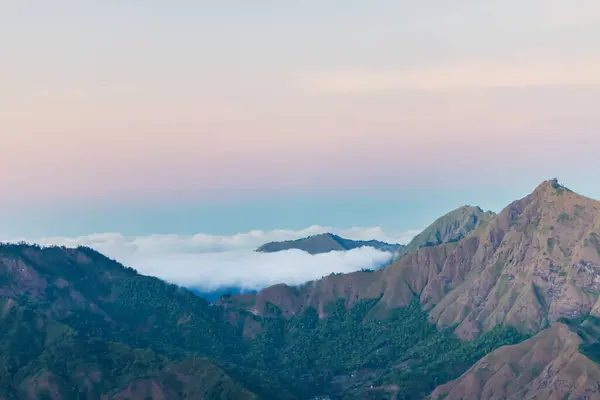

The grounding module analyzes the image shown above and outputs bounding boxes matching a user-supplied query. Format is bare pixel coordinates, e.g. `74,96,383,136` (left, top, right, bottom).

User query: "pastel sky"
1,1,600,238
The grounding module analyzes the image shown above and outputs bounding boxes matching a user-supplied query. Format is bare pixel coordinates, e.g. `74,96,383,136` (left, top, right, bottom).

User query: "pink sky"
2,1,600,206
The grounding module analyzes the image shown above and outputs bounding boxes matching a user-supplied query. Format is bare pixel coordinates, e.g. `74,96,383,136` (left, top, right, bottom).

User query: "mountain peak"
255,232,402,255
423,179,600,338
523,179,598,221
531,178,572,197
397,204,495,257
316,232,339,239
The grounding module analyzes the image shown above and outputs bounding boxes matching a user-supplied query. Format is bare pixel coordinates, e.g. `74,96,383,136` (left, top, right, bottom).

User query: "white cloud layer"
8,226,419,292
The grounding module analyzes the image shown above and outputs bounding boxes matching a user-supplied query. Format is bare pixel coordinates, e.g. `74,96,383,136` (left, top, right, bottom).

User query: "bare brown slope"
221,180,600,342
430,323,600,400
219,242,456,318
426,179,600,338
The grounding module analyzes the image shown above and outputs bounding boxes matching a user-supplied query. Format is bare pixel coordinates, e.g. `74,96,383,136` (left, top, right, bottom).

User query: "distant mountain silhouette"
255,232,402,254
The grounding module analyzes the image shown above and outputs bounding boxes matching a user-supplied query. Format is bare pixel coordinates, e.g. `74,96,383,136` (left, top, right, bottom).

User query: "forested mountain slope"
0,290,256,400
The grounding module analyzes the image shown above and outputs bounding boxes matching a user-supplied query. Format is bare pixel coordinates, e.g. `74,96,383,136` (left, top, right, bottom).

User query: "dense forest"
234,298,527,399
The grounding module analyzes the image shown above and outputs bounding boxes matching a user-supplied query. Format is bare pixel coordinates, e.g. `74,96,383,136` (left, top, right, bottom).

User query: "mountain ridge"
398,205,495,257
255,232,402,254
221,179,600,339
3,179,600,399
220,204,495,318
217,179,600,396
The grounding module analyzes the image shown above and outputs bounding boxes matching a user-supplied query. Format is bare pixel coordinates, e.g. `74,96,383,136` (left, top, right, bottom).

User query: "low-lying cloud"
115,247,394,292
9,226,418,292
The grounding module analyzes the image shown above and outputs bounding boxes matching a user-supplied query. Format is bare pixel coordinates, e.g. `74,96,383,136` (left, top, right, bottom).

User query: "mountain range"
2,179,600,399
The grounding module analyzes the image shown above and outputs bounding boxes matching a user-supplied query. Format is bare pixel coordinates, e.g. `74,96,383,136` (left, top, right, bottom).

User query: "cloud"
114,247,393,292
9,226,418,292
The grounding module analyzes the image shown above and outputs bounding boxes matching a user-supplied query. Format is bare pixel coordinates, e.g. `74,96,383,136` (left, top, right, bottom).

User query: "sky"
2,0,600,240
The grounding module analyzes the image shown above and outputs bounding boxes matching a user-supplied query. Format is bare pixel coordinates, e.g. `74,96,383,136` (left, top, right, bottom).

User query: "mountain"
423,179,600,338
0,297,256,400
398,205,495,257
255,233,402,255
0,244,262,399
224,179,600,338
203,208,490,304
217,179,600,397
430,322,600,399
4,179,600,399
0,240,523,399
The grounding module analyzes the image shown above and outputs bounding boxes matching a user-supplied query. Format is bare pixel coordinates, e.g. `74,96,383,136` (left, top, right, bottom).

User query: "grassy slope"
431,323,600,400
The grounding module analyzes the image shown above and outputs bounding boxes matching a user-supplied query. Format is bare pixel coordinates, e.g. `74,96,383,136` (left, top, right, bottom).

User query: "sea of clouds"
8,226,419,292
